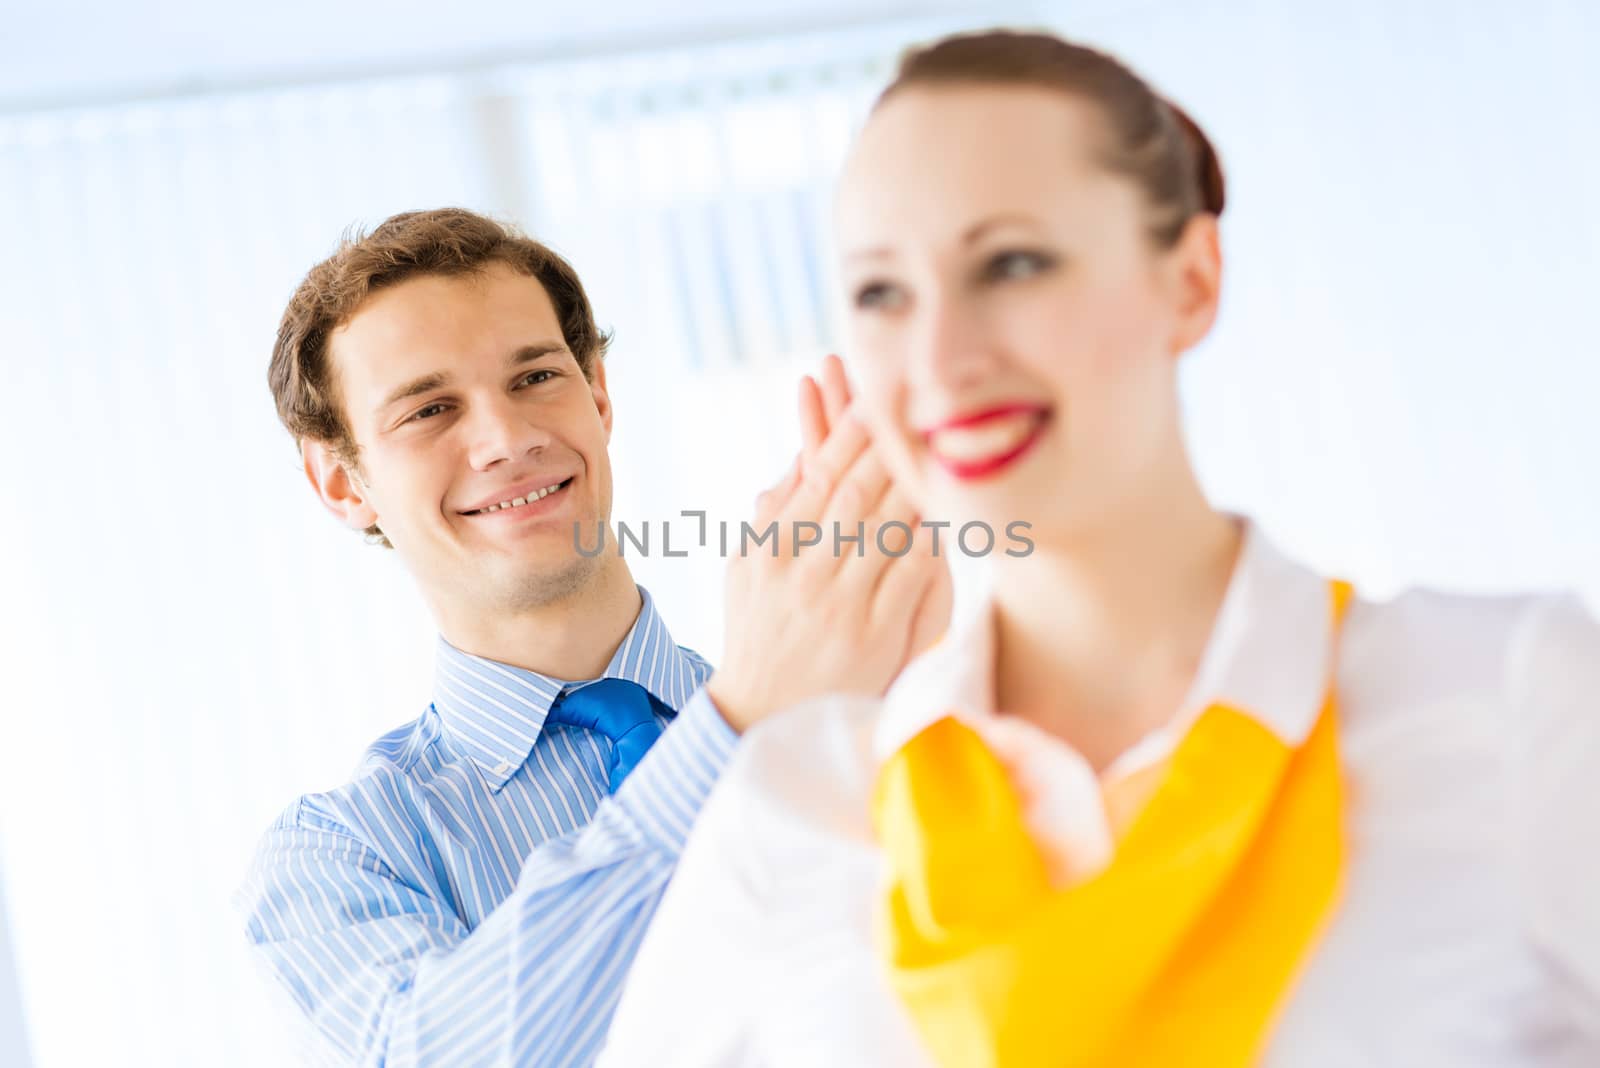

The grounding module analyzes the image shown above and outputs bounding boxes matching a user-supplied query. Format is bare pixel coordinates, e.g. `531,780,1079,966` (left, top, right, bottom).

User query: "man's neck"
437,555,645,682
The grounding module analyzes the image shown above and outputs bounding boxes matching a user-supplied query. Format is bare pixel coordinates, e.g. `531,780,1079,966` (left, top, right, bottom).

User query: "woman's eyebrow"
962,212,1045,245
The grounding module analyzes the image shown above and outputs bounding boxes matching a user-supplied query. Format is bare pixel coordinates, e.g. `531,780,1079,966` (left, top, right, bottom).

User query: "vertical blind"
0,2,1596,1064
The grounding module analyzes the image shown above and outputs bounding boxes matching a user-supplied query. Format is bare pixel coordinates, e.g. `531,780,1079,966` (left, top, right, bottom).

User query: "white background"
1,1,1596,1065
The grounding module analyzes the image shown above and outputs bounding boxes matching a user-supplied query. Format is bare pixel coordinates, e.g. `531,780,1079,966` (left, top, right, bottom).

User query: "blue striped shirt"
236,588,735,1066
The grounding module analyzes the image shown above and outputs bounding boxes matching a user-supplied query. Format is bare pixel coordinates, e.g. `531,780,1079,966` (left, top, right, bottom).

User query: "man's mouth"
462,477,574,516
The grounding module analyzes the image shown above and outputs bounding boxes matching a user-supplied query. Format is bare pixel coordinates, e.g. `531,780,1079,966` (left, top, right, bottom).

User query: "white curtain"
0,2,1595,1064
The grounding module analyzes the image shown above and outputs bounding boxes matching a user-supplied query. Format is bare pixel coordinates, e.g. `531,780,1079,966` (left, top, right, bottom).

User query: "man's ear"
301,438,380,532
589,357,614,442
1168,213,1223,357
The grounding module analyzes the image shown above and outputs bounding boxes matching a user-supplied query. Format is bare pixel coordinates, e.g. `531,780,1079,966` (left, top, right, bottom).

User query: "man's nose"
464,395,555,470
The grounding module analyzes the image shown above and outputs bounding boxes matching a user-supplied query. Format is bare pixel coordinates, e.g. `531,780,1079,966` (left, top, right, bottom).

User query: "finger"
799,447,895,577
906,548,954,656
824,480,914,589
752,456,802,529
784,407,872,522
869,520,953,642
797,375,827,462
823,445,893,530
866,483,921,557
819,353,852,424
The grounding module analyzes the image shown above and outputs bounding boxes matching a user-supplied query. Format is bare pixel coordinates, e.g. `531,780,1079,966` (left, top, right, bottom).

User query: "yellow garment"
872,580,1354,1068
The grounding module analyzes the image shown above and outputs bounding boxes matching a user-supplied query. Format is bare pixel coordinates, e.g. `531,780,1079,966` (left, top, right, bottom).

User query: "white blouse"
600,525,1600,1067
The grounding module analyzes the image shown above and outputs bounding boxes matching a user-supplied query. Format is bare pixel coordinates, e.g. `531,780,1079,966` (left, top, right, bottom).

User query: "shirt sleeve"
1506,594,1600,1046
235,686,737,1068
595,726,771,1068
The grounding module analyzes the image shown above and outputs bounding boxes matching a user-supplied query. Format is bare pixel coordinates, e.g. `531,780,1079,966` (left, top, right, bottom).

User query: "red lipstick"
921,403,1052,481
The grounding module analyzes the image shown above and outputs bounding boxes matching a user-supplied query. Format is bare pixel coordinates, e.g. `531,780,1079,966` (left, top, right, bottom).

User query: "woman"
599,30,1600,1067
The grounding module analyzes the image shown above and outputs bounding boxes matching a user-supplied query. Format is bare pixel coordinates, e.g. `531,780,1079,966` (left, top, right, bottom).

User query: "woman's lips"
922,405,1052,481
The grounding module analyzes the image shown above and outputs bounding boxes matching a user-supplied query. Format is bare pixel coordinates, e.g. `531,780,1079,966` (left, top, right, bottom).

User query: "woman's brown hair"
878,30,1226,247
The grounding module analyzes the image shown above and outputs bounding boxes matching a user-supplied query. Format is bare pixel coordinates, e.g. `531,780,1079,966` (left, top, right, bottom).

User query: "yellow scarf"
872,580,1354,1068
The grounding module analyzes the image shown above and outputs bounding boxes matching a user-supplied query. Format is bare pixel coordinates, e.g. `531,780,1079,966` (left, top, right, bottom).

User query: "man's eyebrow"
374,343,569,418
509,342,569,367
371,346,572,422
376,372,449,417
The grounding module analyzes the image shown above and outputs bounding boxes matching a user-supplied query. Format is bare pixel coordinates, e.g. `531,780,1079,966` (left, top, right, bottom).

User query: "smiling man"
237,209,946,1066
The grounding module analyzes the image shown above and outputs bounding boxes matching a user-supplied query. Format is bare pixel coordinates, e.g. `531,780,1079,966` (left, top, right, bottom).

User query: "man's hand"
706,355,953,734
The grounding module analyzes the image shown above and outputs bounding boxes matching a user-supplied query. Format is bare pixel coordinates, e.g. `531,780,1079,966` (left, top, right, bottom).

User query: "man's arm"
236,688,734,1068
239,357,950,1065
592,709,776,1068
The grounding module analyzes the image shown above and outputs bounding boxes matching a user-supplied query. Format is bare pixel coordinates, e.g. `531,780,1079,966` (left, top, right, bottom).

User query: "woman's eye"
984,250,1055,282
854,282,907,312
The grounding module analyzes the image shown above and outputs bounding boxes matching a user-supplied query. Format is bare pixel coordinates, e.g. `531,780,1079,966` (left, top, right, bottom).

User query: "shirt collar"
872,519,1338,772
431,586,702,790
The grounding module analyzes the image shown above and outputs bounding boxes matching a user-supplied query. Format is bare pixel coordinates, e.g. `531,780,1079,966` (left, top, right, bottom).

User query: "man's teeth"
481,481,565,513
928,413,1043,461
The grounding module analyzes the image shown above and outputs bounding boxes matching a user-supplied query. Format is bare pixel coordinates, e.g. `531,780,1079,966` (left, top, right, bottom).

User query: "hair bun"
1168,102,1227,217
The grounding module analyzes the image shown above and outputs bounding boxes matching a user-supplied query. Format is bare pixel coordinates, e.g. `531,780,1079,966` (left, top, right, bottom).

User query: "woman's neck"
990,467,1242,773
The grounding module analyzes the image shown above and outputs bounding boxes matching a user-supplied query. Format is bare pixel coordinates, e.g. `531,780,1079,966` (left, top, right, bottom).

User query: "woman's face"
834,85,1220,544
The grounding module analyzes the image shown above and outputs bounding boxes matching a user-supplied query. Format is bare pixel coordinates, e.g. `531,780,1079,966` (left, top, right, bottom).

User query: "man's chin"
488,551,605,612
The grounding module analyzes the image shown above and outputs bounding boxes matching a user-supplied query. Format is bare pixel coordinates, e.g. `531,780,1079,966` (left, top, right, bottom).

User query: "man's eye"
518,369,558,387
983,250,1055,282
407,402,449,422
855,282,907,312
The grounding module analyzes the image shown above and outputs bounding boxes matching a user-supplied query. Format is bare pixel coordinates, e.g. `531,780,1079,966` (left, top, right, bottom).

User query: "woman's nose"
910,292,992,391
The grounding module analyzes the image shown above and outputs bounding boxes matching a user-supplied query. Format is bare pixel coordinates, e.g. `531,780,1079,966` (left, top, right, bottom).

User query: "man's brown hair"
268,207,612,465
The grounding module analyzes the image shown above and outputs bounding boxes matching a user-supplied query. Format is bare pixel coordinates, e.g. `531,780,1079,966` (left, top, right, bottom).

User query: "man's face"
316,262,615,616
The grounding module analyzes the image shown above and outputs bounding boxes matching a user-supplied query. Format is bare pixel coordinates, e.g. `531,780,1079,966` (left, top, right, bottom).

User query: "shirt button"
493,761,513,776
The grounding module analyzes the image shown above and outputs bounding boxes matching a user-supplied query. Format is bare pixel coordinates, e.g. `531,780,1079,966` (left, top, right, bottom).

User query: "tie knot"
546,678,672,792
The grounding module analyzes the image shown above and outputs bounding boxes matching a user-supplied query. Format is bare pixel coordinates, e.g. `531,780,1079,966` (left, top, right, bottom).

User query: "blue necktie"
545,678,673,792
